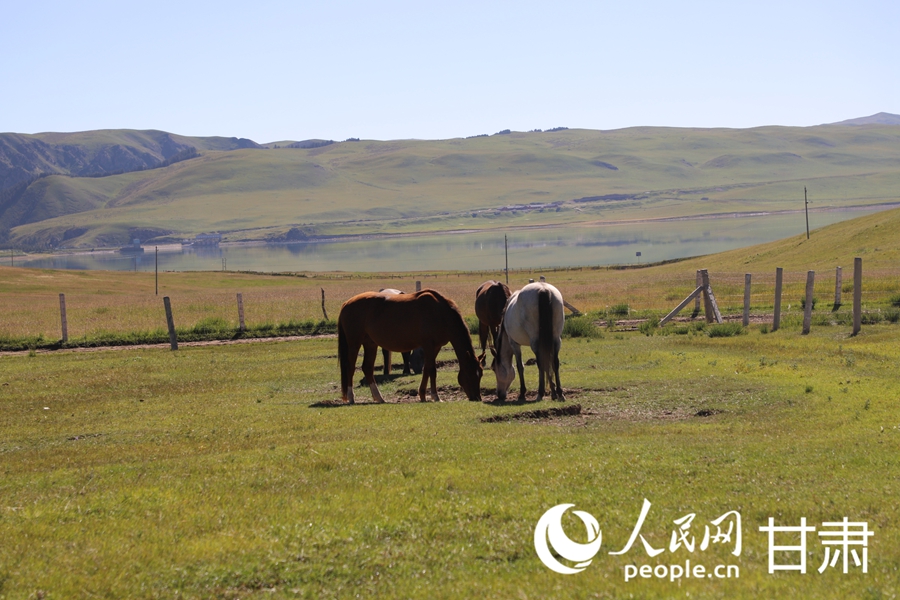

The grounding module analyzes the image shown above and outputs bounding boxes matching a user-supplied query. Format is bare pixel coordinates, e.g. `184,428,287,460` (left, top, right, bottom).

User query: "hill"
0,129,259,193
3,123,900,250
830,112,900,126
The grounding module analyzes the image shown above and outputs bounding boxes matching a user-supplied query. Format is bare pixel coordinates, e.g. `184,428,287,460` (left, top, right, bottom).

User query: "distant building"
119,238,144,254
182,233,222,247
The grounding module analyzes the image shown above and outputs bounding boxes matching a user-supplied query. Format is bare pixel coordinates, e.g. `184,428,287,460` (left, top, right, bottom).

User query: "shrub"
800,297,818,310
885,309,900,323
191,317,231,335
465,315,481,336
889,294,900,308
609,304,630,316
638,317,659,336
861,312,884,325
707,323,747,338
563,315,602,338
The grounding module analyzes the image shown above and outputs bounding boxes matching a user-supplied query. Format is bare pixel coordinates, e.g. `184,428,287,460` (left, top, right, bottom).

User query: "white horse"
491,282,565,401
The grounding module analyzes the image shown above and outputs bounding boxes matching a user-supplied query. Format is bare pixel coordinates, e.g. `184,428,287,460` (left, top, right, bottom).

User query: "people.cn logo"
534,504,603,574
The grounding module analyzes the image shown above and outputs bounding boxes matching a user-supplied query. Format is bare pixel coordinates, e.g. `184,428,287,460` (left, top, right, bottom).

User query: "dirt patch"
582,405,694,421
66,433,104,441
695,408,724,417
481,404,582,423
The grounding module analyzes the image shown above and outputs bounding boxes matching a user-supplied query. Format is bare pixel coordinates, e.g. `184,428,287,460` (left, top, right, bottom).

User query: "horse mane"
416,289,478,363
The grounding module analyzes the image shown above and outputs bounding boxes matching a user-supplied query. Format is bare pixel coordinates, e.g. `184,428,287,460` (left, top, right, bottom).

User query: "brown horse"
474,280,511,351
377,289,417,376
338,289,483,403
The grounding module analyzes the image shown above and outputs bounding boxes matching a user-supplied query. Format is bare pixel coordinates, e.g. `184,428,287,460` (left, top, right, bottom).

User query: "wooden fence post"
853,257,862,336
694,270,702,314
743,274,751,327
59,293,68,343
163,296,178,350
834,266,842,309
320,288,328,321
773,267,783,332
237,293,245,332
416,280,422,292
700,270,714,323
802,270,815,335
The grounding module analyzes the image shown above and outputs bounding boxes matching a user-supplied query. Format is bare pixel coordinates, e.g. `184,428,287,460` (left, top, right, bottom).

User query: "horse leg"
417,345,441,402
479,322,489,352
418,347,436,402
362,342,385,403
553,345,565,401
344,340,362,404
531,343,547,401
514,344,527,402
401,351,412,375
382,347,392,376
429,344,441,402
430,366,440,402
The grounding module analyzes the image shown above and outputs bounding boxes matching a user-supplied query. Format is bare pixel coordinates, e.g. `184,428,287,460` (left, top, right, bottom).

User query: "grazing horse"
338,289,483,403
474,280,511,351
491,282,565,402
377,289,421,376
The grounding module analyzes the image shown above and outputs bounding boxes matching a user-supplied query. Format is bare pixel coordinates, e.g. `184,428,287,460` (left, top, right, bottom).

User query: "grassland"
2,313,899,598
7,124,900,249
1,207,900,597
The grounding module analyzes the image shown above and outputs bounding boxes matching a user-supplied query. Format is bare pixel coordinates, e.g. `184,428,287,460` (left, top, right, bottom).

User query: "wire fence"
1,264,898,343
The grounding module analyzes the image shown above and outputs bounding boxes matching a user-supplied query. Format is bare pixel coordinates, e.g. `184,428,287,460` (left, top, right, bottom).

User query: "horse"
377,289,423,376
491,281,565,402
338,289,483,403
474,280,511,351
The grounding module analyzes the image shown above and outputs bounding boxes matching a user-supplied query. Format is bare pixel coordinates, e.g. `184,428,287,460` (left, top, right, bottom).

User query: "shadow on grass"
309,399,391,409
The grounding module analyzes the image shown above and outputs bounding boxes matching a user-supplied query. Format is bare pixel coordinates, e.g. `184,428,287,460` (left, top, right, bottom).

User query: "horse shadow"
357,373,410,386
309,399,390,409
485,392,547,406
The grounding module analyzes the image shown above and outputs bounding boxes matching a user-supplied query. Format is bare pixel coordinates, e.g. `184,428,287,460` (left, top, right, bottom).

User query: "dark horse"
338,289,483,403
474,280,511,351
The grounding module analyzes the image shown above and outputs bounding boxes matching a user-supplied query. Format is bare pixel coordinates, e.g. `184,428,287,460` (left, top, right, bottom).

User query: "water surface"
16,209,885,273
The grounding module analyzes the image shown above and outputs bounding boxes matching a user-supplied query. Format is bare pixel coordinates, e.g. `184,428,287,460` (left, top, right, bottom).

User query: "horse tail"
338,318,350,398
538,287,553,375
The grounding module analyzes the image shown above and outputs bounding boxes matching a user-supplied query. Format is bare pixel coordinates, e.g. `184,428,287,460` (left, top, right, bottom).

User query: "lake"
14,208,887,273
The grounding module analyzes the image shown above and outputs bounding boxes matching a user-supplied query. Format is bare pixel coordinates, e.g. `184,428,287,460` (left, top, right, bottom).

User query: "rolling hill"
2,118,900,250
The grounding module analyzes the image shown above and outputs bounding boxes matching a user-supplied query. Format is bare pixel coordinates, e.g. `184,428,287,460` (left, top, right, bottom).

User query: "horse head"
489,346,515,401
458,352,483,402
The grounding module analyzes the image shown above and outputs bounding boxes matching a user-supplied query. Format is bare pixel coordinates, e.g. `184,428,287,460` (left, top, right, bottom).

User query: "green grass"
2,323,899,598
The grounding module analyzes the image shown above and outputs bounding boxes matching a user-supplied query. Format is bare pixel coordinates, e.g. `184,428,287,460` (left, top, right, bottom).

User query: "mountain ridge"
3,119,900,250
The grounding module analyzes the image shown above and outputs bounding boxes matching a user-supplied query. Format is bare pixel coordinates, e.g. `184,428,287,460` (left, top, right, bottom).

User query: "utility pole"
504,234,509,285
804,186,810,240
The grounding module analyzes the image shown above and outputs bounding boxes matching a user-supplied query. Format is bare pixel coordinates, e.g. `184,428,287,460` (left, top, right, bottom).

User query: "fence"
1,264,898,346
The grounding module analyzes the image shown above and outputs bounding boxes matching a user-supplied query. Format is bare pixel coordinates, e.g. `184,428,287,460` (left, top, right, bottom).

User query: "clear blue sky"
2,0,897,142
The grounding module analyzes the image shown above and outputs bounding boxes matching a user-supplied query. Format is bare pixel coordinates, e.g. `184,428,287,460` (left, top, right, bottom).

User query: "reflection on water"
16,209,885,273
